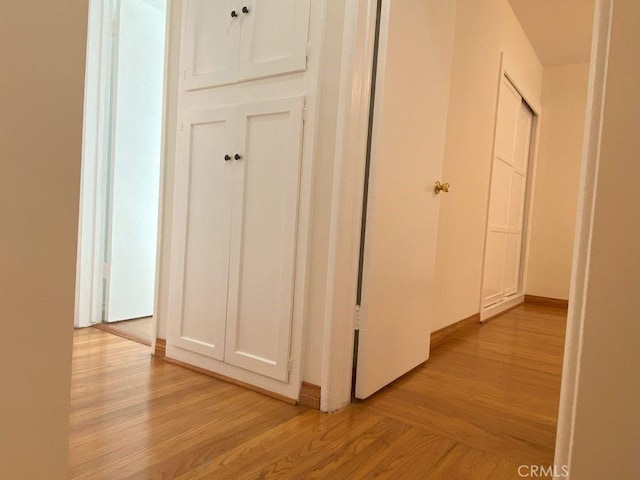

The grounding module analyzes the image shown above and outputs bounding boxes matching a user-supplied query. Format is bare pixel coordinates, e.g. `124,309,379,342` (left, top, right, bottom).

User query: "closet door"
182,0,241,90
238,0,310,82
168,107,236,360
482,77,533,307
503,102,533,296
225,97,305,381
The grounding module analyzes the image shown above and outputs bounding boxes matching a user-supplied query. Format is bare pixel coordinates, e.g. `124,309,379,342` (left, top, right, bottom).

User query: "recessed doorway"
75,0,168,346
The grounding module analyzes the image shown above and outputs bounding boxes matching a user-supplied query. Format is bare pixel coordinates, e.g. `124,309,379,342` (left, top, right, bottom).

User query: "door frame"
318,0,380,412
75,0,115,328
477,54,543,321
75,0,169,331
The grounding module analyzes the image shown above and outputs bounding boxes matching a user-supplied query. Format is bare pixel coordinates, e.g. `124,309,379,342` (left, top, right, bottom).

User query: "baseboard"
92,323,152,347
154,338,166,358
525,295,569,309
481,294,525,322
299,382,321,410
163,357,298,405
430,313,481,350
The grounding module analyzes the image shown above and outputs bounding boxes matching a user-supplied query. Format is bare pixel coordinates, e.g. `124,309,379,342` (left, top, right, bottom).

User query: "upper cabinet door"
167,106,236,360
182,0,241,90
238,0,310,82
224,96,305,382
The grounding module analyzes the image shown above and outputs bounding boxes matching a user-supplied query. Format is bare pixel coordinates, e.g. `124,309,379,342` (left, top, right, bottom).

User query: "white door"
237,0,310,82
106,0,166,322
224,97,305,381
182,0,241,90
482,76,533,308
355,0,456,399
167,107,236,360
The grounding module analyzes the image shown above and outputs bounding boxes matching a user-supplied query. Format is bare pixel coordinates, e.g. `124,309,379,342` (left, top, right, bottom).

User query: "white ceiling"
508,0,596,66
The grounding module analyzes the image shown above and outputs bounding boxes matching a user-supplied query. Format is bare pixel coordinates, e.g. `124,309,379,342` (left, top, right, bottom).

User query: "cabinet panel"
225,97,304,381
168,107,235,360
183,0,240,90
238,0,310,82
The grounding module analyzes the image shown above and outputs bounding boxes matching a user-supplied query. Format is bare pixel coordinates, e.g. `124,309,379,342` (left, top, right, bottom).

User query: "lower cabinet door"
167,106,236,360
224,96,305,382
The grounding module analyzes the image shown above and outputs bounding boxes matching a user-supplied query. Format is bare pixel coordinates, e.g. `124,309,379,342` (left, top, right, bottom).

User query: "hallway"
68,304,566,479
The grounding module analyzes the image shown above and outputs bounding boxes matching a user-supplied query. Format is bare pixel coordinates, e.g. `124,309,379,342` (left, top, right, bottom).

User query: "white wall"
0,1,88,478
526,63,590,300
556,0,640,477
432,0,543,331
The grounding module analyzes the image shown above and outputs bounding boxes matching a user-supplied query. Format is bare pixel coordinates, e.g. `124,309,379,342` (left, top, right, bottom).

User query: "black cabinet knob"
231,10,238,18
224,154,232,161
242,6,250,14
234,154,242,161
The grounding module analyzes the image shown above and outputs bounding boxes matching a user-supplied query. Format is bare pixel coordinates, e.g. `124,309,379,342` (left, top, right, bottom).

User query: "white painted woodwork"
168,107,235,359
238,0,311,82
355,0,455,399
165,0,320,397
76,0,114,328
182,0,240,90
107,0,166,322
225,97,305,381
482,76,534,308
182,0,310,90
168,98,304,380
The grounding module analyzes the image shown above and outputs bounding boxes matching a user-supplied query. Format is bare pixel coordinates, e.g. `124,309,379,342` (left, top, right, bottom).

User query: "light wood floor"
93,316,154,346
68,304,566,479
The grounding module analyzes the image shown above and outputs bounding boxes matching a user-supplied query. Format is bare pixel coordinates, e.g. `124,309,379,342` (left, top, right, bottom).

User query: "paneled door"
482,76,534,308
225,97,305,382
168,107,236,360
238,0,311,82
168,97,304,379
182,0,241,90
181,0,310,90
354,0,456,399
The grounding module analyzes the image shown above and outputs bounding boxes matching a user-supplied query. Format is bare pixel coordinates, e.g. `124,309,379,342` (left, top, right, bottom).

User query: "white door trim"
554,0,613,470
319,0,379,412
150,0,174,354
75,0,114,328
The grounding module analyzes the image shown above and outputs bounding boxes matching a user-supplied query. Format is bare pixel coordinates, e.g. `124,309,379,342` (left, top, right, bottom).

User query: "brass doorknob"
434,181,450,194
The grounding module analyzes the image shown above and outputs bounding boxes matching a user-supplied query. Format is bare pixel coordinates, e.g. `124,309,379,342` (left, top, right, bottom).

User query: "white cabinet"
183,0,311,90
168,106,235,360
168,97,305,382
182,0,240,90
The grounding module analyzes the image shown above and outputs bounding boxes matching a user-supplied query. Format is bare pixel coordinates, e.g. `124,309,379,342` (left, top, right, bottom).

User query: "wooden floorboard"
68,304,565,479
92,316,153,346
